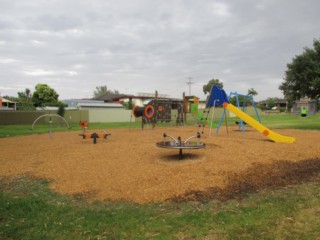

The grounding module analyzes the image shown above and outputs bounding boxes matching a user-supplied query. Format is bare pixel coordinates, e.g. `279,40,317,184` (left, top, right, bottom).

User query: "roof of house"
63,99,104,107
93,93,181,102
77,102,123,108
93,93,134,102
0,97,16,103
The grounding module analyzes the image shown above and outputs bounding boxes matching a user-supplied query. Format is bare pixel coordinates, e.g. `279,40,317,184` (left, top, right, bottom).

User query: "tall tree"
94,85,108,98
17,88,32,102
16,88,35,110
32,84,59,107
247,88,258,96
203,78,223,95
279,38,320,101
93,85,119,98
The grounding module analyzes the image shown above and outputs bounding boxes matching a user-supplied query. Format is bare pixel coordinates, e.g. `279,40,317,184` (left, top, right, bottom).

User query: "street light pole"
186,77,193,96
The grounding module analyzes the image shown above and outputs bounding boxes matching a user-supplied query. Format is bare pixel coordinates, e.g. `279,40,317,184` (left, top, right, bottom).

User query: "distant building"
292,97,317,115
93,93,152,106
63,99,104,108
76,102,123,110
62,98,123,110
0,97,16,110
258,99,288,111
94,92,185,108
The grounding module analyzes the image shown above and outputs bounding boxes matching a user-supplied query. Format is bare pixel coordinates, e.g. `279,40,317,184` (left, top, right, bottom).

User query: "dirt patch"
169,158,320,202
1,125,320,204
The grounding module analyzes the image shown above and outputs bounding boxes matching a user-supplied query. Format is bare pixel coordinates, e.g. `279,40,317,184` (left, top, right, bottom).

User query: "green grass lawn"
1,175,320,239
1,113,320,239
1,113,320,138
258,113,320,130
0,121,142,138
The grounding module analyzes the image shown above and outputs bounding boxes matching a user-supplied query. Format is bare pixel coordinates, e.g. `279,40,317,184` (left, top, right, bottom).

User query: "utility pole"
186,77,193,96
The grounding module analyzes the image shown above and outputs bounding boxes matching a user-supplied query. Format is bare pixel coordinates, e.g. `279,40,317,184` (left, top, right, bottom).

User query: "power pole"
186,77,193,96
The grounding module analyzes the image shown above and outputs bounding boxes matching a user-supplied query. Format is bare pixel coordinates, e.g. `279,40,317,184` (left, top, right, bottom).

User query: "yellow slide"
223,102,296,143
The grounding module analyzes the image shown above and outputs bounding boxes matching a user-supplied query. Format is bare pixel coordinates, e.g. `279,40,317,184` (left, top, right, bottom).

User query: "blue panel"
206,86,229,107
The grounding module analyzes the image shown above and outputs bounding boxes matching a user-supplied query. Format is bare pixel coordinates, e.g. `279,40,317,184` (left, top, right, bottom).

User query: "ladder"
197,96,212,134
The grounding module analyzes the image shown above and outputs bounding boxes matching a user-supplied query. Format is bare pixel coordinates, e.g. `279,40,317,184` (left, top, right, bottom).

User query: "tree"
17,88,35,110
93,85,119,98
94,85,108,98
229,96,247,106
279,38,320,101
122,100,134,110
32,84,59,107
247,88,258,96
229,89,257,106
57,102,66,117
18,88,32,102
203,78,223,95
265,97,278,110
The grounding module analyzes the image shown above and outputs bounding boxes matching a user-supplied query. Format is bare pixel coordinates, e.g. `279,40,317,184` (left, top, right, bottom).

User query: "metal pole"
49,116,52,138
186,77,193,96
209,100,217,138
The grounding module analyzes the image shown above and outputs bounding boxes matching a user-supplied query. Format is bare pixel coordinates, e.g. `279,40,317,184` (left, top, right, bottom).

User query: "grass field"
1,113,320,138
1,113,320,239
1,175,320,239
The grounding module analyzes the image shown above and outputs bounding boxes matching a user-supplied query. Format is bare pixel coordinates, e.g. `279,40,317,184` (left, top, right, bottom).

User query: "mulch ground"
1,125,320,204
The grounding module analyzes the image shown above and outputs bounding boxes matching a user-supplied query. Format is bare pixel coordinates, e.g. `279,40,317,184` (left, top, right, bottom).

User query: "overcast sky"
0,0,319,101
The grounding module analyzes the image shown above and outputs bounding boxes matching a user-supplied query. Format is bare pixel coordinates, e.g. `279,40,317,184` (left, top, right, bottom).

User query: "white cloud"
0,58,17,64
0,86,14,90
31,40,45,46
209,2,230,17
64,71,78,76
23,68,78,77
23,69,55,76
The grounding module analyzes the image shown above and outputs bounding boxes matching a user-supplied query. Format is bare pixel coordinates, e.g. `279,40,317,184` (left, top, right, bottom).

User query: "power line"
186,77,194,96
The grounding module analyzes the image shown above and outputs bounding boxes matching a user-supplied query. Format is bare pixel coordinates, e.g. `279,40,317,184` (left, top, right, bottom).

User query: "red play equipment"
79,120,111,144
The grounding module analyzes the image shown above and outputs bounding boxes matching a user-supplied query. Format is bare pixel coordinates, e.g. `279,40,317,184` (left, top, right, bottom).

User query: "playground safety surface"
1,126,320,204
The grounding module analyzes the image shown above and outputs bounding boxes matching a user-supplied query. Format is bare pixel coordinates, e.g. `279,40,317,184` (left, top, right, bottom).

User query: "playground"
1,125,320,204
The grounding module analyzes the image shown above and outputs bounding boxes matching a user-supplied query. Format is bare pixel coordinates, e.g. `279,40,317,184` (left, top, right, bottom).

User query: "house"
0,97,16,110
63,99,103,108
94,92,210,112
62,98,122,110
94,93,156,106
258,99,289,111
95,92,163,106
76,102,123,110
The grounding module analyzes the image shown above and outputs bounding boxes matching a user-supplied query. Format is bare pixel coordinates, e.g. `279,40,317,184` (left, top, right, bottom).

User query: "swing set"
216,91,261,134
197,86,261,136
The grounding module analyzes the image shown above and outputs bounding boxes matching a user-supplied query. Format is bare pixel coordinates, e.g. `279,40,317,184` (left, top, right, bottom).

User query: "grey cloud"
0,0,319,100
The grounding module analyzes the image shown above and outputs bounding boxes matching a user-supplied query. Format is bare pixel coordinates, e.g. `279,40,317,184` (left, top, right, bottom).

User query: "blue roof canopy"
206,86,229,107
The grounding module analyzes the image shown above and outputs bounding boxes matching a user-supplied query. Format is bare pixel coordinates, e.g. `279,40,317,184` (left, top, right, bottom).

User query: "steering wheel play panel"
156,132,205,159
